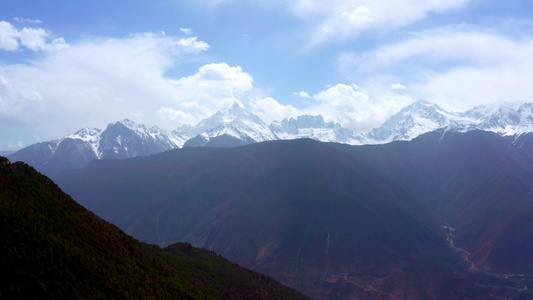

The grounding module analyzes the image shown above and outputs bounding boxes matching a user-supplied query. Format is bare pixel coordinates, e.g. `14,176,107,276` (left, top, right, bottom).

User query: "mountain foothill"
0,156,308,299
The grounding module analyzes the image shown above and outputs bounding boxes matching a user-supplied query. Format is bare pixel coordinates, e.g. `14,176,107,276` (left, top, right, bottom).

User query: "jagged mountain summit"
269,115,357,144
183,101,277,147
365,100,470,143
462,103,524,135
97,119,186,159
364,100,533,143
9,100,533,176
8,119,186,176
66,127,102,155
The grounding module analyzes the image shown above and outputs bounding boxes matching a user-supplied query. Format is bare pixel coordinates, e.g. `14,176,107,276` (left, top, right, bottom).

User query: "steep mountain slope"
8,137,98,177
334,130,533,296
57,139,490,299
0,156,307,299
183,102,276,147
98,119,184,159
512,132,533,161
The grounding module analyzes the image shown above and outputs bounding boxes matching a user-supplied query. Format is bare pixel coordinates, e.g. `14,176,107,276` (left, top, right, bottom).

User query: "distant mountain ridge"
9,100,533,176
366,100,533,143
269,114,358,144
8,119,188,176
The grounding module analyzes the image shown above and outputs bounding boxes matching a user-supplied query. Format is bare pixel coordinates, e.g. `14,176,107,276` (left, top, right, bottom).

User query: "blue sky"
1,0,533,149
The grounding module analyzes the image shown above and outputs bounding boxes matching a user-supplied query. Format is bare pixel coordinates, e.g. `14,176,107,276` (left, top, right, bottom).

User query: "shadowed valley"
55,131,533,299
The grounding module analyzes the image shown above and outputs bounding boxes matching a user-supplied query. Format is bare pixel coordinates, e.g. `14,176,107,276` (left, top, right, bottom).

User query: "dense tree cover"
0,158,307,299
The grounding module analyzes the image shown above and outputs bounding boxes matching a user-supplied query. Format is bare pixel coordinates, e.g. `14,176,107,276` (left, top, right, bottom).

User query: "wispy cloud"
293,91,311,98
12,17,43,24
390,83,406,90
288,0,472,47
180,27,192,35
339,27,533,110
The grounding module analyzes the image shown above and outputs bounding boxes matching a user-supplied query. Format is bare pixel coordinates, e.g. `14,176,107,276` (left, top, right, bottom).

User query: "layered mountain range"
9,99,533,176
8,98,533,299
55,131,533,299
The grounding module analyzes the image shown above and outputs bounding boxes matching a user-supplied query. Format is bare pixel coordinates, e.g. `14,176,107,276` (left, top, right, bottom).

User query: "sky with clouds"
1,0,532,149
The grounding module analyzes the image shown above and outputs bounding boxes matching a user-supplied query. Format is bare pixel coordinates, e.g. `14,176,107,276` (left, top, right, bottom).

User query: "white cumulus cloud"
0,29,226,145
0,21,66,52
156,63,256,127
250,97,300,124
252,83,413,133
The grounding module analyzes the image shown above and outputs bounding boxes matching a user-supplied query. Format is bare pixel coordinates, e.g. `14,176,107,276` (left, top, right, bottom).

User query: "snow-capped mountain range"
270,114,359,144
8,99,533,176
366,100,533,143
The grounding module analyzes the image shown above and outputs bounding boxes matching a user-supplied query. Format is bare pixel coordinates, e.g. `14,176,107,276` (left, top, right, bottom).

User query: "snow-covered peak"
111,119,149,133
186,101,275,143
365,100,457,143
66,128,102,155
270,115,355,144
510,103,533,135
148,126,188,148
226,100,246,115
362,100,533,144
68,128,102,140
458,103,529,136
172,124,194,137
518,103,533,119
463,103,521,134
270,115,327,136
147,126,170,140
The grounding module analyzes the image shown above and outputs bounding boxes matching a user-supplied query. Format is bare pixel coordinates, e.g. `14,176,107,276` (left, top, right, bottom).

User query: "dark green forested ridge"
0,157,308,299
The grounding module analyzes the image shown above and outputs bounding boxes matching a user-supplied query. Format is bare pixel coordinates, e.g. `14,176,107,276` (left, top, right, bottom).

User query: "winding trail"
443,222,531,298
443,223,479,272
